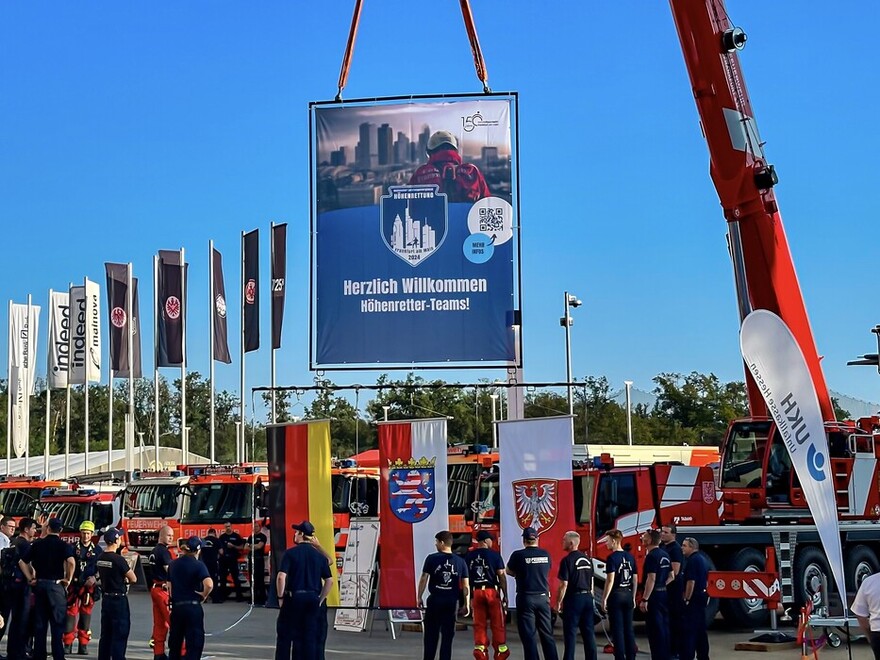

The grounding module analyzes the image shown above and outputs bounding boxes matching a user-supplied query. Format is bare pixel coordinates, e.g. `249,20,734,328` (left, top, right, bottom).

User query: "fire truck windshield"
41,502,114,532
594,472,638,539
331,475,378,516
448,464,479,517
573,473,597,525
126,484,179,518
0,488,40,518
721,421,771,489
182,483,253,524
474,473,499,524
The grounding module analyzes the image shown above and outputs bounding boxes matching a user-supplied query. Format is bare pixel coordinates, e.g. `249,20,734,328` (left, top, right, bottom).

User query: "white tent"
4,446,209,480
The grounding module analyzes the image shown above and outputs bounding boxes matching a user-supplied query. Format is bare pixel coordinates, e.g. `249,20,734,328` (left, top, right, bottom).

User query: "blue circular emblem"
463,233,494,264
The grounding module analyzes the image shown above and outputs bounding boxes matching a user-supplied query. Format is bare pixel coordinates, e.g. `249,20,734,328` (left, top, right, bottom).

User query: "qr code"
479,207,504,233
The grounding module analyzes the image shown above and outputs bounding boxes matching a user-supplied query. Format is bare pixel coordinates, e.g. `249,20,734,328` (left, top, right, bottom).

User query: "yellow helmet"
79,520,95,533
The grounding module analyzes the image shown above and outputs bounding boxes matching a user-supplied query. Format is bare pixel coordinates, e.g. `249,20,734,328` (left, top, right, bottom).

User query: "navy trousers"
168,602,205,660
275,592,320,660
607,590,635,660
97,595,131,660
646,592,670,660
562,592,597,660
515,593,558,660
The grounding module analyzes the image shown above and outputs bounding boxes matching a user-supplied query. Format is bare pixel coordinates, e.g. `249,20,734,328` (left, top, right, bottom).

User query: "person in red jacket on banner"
465,531,510,660
408,130,490,203
64,521,101,656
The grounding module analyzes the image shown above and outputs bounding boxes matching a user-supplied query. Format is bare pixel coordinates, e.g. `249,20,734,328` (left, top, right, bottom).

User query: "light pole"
624,380,634,445
383,405,390,422
560,291,582,417
490,394,499,448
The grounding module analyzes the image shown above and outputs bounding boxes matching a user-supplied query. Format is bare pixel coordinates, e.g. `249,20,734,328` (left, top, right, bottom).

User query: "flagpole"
45,289,52,477
180,247,186,460
209,240,216,464
153,255,160,468
6,300,10,476
108,367,114,471
25,293,32,476
239,231,245,464
65,282,72,480
270,222,276,425
127,263,134,474
83,277,90,476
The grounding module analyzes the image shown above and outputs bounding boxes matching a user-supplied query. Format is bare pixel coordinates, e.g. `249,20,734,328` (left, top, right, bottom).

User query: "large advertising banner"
311,94,519,368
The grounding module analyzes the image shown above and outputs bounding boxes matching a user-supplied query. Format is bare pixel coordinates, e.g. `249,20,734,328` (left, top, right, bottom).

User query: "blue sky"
2,1,879,419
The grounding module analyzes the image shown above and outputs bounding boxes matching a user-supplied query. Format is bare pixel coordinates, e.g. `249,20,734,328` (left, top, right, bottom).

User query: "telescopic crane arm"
668,0,835,422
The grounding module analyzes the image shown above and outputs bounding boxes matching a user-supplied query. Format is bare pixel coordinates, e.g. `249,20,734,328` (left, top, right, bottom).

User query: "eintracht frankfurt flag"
499,416,574,607
105,263,143,379
68,280,101,385
378,419,449,608
9,303,40,458
243,229,259,353
47,291,70,389
741,310,846,609
265,420,339,606
157,250,186,368
211,248,232,364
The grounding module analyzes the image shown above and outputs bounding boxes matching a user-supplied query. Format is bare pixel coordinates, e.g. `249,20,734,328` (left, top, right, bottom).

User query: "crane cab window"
594,473,637,539
721,421,770,489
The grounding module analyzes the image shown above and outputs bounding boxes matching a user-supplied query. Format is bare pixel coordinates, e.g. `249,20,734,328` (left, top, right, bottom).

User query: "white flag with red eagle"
499,416,574,606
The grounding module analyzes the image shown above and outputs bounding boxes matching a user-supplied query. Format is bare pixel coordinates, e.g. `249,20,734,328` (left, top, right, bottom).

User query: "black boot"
64,645,73,655
77,643,88,655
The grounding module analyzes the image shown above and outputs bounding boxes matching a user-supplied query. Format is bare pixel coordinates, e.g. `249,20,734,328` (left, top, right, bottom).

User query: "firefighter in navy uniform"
64,520,102,655
167,537,213,660
601,530,637,660
680,538,710,660
95,529,138,660
149,526,175,660
639,530,672,660
506,527,558,660
217,522,245,602
556,531,596,660
245,523,268,606
199,529,220,604
660,524,685,659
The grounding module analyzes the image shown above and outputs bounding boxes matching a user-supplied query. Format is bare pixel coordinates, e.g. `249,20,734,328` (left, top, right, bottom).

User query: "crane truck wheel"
718,547,770,628
845,545,878,592
793,546,830,611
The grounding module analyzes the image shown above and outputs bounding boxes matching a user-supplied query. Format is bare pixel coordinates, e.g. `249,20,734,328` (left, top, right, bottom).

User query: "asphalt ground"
8,591,874,659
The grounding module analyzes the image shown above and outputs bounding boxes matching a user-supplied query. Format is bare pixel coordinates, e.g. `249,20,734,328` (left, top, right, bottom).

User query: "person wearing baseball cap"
506,527,558,660
18,516,75,660
95,529,137,660
466,531,509,660
167,537,213,660
275,521,334,660
408,129,490,203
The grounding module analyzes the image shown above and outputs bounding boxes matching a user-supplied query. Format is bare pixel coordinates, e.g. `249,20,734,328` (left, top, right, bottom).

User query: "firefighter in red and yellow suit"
64,520,101,655
149,525,175,660
465,531,510,660
408,130,490,203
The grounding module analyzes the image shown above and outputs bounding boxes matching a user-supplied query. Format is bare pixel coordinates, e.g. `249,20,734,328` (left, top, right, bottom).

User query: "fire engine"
39,483,125,544
0,475,67,521
121,469,190,559
178,464,269,588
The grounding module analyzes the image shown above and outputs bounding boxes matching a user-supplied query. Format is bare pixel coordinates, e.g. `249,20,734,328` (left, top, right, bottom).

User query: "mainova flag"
265,420,339,606
47,291,70,389
499,416,574,607
9,303,40,457
69,280,101,385
740,309,846,608
378,419,449,608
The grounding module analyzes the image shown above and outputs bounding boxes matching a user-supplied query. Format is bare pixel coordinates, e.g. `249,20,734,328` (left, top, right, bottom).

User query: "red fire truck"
39,483,125,544
121,469,189,559
0,475,67,521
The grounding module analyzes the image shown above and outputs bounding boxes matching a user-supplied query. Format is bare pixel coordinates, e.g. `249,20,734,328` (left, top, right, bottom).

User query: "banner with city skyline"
310,93,521,369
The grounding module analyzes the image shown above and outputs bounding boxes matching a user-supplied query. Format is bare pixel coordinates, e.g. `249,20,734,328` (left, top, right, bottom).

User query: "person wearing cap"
18,516,75,660
6,517,38,660
275,521,334,660
556,531,596,660
64,520,102,655
506,527,558,660
408,130,490,203
417,530,470,660
465,530,509,660
601,530,637,660
95,529,137,660
167,537,213,660
149,525,175,660
639,529,672,660
217,521,245,603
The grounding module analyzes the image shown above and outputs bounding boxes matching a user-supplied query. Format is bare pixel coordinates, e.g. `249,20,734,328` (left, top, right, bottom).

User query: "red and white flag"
499,416,574,606
378,419,448,608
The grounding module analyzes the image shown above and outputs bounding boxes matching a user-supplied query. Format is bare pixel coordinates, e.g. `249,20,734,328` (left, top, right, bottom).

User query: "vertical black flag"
243,229,260,353
212,247,232,364
271,223,287,350
157,250,186,367
105,263,143,378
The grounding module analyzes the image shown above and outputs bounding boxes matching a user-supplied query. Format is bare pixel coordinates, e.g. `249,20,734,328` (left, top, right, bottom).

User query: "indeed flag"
499,416,574,606
105,263,143,379
211,248,232,364
740,310,846,608
378,419,449,608
9,303,40,458
69,280,101,385
266,420,339,606
157,250,186,368
47,291,70,389
243,230,259,353
271,223,287,350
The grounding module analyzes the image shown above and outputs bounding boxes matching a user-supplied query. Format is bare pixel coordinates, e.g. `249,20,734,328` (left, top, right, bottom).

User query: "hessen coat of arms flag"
389,458,436,523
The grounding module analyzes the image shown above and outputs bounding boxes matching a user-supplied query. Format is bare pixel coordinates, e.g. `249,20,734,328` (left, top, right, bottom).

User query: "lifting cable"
335,0,490,101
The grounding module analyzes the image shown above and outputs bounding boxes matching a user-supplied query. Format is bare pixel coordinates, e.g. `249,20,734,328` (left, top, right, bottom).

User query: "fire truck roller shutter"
718,547,769,629
845,545,879,592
